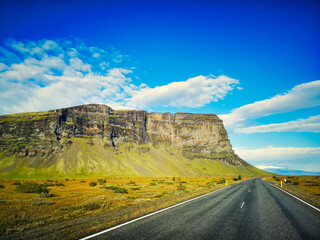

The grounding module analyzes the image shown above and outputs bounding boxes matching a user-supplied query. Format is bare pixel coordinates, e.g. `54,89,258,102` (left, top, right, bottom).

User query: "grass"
0,140,269,179
0,111,52,124
15,182,49,194
263,176,320,208
0,176,252,239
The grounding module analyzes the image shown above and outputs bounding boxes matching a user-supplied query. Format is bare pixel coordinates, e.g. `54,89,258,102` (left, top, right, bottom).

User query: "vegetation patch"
98,179,106,185
104,186,128,194
15,182,49,194
31,199,52,206
0,176,251,239
89,182,97,187
55,183,65,186
177,183,187,191
11,182,21,185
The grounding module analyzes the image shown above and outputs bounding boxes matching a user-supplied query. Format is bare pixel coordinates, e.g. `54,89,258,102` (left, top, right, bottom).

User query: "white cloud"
220,80,320,128
234,146,320,161
255,165,283,170
0,39,138,114
127,75,239,109
0,63,9,72
92,53,100,58
235,115,320,133
0,39,238,114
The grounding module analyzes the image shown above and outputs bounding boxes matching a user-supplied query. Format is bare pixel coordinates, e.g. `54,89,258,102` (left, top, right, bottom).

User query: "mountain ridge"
0,104,269,178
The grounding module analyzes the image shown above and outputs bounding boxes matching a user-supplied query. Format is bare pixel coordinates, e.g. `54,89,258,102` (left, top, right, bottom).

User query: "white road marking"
79,179,250,240
264,180,320,212
240,201,245,208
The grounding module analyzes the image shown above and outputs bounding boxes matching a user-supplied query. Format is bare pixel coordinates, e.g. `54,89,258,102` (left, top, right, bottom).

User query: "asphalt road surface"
82,179,320,240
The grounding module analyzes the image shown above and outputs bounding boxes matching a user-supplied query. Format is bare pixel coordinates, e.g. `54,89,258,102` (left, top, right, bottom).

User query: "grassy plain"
263,175,320,208
0,176,251,239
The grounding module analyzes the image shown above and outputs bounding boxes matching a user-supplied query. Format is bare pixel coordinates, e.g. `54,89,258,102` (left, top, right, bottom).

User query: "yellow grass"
0,176,250,239
263,175,320,208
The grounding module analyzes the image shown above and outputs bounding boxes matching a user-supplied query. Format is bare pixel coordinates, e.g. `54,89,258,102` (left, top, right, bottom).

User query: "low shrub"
104,186,128,194
45,183,55,186
31,199,52,206
15,182,49,194
82,202,101,211
89,182,97,187
55,183,65,186
39,192,54,198
95,195,106,201
166,182,173,185
217,180,226,184
98,179,106,185
12,182,21,185
0,185,5,188
206,182,215,187
60,200,111,212
272,176,280,181
80,180,86,183
114,187,128,194
293,181,300,185
149,182,157,186
128,180,136,185
233,178,238,181
154,194,164,198
131,187,140,190
177,183,186,191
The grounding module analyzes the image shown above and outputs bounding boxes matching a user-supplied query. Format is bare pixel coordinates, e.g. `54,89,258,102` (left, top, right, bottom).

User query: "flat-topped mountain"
0,104,267,178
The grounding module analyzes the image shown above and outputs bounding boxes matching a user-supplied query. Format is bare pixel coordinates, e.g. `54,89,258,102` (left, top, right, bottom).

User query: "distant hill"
262,168,320,176
0,104,269,179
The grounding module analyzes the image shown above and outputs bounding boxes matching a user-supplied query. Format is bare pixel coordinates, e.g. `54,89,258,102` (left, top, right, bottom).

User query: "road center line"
80,179,250,240
240,201,245,208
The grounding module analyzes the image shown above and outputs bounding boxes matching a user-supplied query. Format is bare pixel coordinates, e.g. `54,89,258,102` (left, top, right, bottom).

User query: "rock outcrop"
0,104,246,167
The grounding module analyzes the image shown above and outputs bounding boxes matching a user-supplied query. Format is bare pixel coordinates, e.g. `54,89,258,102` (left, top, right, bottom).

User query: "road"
82,179,320,240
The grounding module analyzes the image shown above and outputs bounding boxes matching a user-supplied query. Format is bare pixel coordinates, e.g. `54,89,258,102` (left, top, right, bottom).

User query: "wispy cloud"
0,39,141,114
234,146,320,161
235,115,320,133
0,39,239,114
219,80,320,129
255,165,283,170
127,75,239,109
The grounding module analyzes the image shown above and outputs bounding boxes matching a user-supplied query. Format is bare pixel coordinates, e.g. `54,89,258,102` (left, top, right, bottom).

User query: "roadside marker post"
281,181,283,188
226,180,227,186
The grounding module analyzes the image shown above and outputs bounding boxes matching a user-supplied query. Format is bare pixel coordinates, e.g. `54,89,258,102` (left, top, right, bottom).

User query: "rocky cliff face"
0,104,246,167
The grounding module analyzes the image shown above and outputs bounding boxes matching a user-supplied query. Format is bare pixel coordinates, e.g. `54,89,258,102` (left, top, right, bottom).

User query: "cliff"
0,104,265,178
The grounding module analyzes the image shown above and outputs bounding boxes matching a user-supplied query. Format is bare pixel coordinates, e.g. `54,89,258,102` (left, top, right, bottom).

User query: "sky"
0,0,319,174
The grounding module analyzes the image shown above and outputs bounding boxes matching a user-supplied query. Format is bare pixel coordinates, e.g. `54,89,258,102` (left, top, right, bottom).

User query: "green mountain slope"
0,104,271,179
0,137,268,179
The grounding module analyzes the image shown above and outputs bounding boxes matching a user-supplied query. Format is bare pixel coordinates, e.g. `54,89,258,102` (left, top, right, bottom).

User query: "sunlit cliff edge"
0,104,269,179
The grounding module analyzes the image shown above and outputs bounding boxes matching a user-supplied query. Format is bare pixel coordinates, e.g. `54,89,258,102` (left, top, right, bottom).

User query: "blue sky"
0,0,319,174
